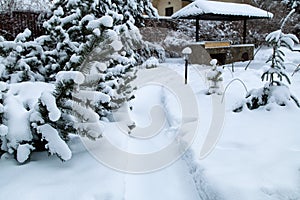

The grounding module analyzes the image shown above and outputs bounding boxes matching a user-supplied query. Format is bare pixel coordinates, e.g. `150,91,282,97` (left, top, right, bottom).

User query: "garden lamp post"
182,47,192,84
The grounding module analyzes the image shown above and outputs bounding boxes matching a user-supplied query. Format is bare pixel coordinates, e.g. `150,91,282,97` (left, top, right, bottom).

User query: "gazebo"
170,0,273,64
171,0,273,43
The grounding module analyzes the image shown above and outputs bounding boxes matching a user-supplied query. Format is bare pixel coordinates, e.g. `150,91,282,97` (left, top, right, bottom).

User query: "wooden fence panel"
0,11,46,40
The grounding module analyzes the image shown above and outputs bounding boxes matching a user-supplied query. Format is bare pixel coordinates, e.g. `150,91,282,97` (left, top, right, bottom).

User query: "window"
165,7,174,16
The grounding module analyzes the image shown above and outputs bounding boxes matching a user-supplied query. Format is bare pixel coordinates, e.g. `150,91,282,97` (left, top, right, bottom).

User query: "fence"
0,11,46,40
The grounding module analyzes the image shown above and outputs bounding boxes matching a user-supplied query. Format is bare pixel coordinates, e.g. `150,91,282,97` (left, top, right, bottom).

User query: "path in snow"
122,62,200,200
118,60,221,200
0,59,220,200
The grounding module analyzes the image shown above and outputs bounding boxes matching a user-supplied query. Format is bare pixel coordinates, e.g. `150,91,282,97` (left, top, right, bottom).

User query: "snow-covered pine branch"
262,30,299,85
234,29,299,112
0,0,161,163
30,71,105,161
0,29,45,83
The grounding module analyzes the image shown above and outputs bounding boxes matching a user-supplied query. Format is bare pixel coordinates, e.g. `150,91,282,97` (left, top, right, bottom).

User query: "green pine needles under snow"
234,29,300,112
0,0,161,163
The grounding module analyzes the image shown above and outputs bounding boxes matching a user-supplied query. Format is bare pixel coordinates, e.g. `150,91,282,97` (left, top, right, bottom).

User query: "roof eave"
172,13,273,21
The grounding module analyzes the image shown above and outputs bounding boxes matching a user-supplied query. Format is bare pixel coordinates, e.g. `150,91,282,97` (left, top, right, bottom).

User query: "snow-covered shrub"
233,84,300,112
140,57,159,69
163,31,193,57
30,71,106,161
0,0,159,82
138,41,165,63
0,82,54,163
0,72,110,163
140,26,190,58
0,0,160,162
206,59,223,95
234,30,299,112
79,26,138,118
0,82,8,156
40,1,117,80
40,0,157,78
0,29,45,83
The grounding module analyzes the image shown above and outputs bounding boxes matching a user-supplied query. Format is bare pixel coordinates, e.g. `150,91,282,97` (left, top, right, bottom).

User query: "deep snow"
1,47,300,200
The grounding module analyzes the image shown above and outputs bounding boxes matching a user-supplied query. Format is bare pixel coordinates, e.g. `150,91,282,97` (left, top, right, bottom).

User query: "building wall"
152,0,252,16
152,0,183,16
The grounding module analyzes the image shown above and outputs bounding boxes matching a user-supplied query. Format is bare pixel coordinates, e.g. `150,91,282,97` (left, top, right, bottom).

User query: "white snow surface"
16,144,34,163
38,124,72,161
0,81,7,91
40,92,61,122
56,71,85,84
5,94,32,150
110,40,123,51
87,16,114,29
172,0,273,19
1,47,300,200
141,57,159,68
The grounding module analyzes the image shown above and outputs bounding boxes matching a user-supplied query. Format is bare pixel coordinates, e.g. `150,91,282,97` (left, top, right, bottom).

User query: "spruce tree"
0,82,8,155
30,71,107,161
0,0,160,162
0,29,45,83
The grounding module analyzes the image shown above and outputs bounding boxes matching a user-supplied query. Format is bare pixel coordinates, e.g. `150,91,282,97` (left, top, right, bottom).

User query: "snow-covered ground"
1,47,300,200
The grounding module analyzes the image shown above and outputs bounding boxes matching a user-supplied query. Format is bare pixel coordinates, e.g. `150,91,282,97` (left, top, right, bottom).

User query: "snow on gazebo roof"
171,0,273,20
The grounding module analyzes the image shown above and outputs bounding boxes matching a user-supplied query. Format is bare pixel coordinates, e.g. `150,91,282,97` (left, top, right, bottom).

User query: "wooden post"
243,19,247,44
196,18,200,42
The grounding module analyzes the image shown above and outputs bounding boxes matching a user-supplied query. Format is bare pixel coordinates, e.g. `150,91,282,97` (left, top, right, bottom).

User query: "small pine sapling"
206,59,223,95
261,30,299,86
234,30,300,112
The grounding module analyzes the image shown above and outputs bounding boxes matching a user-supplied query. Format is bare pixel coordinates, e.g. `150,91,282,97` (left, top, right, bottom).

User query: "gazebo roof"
171,0,273,20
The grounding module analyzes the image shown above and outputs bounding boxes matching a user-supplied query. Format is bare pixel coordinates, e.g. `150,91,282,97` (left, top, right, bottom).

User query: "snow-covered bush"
30,71,107,161
40,1,119,80
141,57,159,69
0,82,53,163
206,59,223,95
41,0,157,78
233,84,299,112
0,0,159,82
0,0,160,163
0,29,45,83
0,82,8,156
0,71,111,163
234,30,299,112
140,26,190,58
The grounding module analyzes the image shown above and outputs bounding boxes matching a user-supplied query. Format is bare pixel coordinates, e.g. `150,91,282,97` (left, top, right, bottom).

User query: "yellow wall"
154,0,183,16
182,1,191,8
